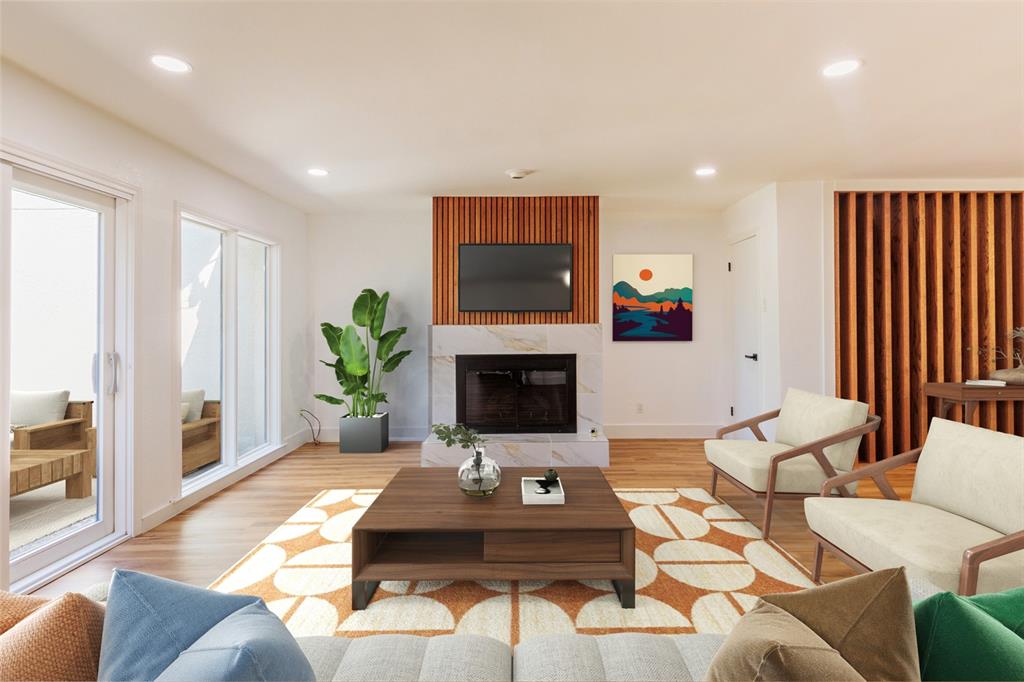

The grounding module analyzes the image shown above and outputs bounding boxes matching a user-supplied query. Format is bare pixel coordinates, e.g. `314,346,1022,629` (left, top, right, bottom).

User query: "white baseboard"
603,423,721,439
319,425,429,443
139,429,306,534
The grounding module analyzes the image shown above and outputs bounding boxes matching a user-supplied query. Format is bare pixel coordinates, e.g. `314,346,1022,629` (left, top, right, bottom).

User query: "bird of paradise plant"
315,289,412,417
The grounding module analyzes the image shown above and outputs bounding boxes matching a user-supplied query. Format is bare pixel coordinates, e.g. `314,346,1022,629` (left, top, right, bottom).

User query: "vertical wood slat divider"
835,191,1024,460
897,193,912,451
913,193,929,445
982,193,997,429
432,196,599,325
880,194,894,459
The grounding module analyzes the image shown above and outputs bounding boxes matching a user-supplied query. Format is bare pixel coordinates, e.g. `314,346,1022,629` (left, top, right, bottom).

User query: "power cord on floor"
298,409,322,445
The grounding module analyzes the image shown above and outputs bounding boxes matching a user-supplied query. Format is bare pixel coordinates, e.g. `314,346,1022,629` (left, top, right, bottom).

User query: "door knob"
744,353,759,361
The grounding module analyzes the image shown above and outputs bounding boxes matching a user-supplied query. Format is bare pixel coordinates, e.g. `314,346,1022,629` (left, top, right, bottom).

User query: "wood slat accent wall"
432,196,599,325
835,191,1024,461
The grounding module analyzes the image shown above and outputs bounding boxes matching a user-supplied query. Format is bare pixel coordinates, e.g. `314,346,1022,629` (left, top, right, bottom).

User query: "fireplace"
456,354,576,433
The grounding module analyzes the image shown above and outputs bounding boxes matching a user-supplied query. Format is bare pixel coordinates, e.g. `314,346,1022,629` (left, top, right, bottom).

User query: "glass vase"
457,448,501,497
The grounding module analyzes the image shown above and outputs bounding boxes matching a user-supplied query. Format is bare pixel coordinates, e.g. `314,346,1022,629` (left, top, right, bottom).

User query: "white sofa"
806,417,1024,595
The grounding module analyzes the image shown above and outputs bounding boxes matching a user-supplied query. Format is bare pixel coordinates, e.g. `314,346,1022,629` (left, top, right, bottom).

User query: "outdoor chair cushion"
10,389,70,427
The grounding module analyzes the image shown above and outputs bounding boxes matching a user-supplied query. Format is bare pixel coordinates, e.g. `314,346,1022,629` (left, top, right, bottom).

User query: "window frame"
175,206,279,495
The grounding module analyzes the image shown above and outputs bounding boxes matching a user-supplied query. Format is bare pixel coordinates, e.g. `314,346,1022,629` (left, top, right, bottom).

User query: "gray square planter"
339,412,389,453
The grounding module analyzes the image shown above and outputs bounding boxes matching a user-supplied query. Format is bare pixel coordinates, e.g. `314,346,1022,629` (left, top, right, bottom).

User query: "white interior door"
731,235,762,427
6,167,119,584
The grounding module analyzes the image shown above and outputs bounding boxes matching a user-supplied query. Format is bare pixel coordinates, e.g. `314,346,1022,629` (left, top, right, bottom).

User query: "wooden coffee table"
352,467,635,609
10,449,91,499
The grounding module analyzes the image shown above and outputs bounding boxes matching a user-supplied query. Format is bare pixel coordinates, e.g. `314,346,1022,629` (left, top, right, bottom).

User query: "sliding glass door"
6,168,119,584
180,212,273,485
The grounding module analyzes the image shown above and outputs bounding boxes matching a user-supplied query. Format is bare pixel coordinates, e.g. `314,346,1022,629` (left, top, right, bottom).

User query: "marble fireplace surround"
423,324,608,468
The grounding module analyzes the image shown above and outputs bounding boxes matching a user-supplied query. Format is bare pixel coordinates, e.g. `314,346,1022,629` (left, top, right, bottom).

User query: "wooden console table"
923,382,1024,424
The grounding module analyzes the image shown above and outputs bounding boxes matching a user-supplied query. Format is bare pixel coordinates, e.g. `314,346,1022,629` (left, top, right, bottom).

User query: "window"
237,236,268,454
179,211,275,484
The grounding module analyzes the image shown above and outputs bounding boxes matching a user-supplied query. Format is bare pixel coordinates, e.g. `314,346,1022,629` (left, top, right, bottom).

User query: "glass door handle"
744,353,759,361
105,352,120,395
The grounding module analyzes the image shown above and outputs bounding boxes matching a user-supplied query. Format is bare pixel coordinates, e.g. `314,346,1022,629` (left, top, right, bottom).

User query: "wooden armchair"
182,400,221,476
12,400,92,451
705,388,880,538
806,418,1024,595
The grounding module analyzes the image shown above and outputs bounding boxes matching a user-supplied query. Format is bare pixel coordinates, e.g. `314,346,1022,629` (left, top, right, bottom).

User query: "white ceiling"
2,1,1022,212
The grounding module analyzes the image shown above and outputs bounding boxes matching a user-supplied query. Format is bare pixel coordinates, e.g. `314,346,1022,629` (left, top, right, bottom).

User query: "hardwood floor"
34,439,914,597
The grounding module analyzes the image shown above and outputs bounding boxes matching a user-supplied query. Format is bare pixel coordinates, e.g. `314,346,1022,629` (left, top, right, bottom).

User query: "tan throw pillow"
0,592,105,681
708,601,865,681
708,567,920,682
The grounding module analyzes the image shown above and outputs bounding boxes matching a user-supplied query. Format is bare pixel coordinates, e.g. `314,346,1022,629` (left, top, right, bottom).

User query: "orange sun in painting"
639,268,653,281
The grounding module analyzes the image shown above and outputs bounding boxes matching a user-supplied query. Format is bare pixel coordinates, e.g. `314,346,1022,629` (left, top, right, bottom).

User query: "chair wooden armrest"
768,414,883,498
820,447,922,500
182,416,219,434
959,530,1024,596
715,409,781,441
12,418,86,449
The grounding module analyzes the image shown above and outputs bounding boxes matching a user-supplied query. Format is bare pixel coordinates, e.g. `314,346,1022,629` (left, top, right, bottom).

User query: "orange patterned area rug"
209,487,814,646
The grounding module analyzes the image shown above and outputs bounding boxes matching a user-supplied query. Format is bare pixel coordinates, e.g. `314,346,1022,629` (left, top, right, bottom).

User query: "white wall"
307,203,432,440
2,61,311,529
309,199,733,441
601,200,731,437
776,181,831,396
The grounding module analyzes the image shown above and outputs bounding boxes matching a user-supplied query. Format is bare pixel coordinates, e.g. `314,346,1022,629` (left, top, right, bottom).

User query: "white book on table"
521,477,565,505
965,379,1007,387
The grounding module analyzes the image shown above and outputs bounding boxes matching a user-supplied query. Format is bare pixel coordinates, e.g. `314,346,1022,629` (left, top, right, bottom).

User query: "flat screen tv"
459,244,572,312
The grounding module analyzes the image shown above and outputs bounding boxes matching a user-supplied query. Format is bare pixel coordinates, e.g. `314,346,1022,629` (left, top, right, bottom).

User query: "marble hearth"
423,324,608,468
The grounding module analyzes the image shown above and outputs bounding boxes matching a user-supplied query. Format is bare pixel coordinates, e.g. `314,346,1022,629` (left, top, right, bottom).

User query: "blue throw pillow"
98,569,313,682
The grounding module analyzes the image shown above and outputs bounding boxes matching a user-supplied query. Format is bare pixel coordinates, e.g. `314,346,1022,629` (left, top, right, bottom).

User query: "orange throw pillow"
0,592,105,681
0,591,48,633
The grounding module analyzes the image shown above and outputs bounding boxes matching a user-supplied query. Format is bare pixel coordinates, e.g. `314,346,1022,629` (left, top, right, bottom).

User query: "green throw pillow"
914,589,1024,681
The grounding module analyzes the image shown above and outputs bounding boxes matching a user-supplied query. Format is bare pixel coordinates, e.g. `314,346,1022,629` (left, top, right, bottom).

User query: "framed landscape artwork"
612,254,693,341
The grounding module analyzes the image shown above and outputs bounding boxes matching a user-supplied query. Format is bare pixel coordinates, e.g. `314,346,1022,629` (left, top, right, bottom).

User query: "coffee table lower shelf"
352,529,635,610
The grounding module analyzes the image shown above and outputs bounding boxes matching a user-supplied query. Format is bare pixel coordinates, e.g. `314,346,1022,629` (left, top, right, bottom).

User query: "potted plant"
431,423,501,497
987,326,1024,385
316,289,412,452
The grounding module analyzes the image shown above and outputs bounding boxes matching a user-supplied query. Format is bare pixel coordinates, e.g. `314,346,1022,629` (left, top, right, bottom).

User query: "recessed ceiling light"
695,167,717,177
307,168,329,177
822,59,861,78
505,169,535,180
150,54,192,73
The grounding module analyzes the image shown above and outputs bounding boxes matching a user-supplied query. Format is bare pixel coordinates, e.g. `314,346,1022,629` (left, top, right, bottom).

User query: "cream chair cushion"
10,390,70,427
775,389,869,472
911,418,1024,536
181,389,206,423
805,497,1024,594
705,440,857,494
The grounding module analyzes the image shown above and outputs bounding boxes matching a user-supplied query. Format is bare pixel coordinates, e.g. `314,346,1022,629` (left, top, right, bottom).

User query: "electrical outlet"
636,402,645,415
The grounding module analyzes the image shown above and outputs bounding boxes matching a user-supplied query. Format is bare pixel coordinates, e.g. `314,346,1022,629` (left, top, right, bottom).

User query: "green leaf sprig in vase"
315,288,413,417
432,423,501,497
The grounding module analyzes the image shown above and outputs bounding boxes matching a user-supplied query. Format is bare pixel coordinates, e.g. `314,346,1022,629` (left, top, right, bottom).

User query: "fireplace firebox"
456,354,576,433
